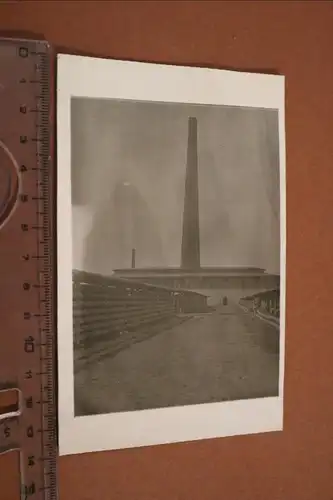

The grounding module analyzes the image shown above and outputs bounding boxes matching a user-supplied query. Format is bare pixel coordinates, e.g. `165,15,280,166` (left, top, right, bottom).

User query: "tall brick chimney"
181,117,200,270
131,248,136,269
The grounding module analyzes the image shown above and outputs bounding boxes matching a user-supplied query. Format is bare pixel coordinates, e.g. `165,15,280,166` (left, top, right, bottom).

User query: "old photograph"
57,55,285,455
72,98,281,415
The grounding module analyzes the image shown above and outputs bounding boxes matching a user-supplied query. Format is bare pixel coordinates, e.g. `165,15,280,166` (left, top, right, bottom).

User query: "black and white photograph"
57,56,285,455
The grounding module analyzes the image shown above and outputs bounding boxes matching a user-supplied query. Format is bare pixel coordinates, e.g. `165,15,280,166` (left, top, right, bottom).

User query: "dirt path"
75,304,279,416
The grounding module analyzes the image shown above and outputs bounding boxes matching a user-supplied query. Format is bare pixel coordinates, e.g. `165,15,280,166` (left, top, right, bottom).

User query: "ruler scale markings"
0,39,57,500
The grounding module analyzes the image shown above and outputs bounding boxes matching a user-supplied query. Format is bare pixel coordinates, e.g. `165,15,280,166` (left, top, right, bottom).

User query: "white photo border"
57,54,286,456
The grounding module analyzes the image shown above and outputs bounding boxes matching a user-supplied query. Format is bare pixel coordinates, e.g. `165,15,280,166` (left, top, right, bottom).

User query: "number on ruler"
25,396,33,409
24,336,35,352
3,425,10,438
27,425,34,438
22,482,36,497
19,47,28,58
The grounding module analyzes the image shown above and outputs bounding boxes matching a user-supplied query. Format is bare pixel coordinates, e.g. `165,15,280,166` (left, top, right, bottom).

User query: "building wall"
194,285,277,306
118,275,280,306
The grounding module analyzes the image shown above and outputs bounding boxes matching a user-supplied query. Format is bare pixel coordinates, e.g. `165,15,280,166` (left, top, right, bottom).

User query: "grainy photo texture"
72,98,281,417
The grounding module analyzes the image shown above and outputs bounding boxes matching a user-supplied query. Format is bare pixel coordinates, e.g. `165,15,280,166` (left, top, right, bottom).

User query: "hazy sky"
71,98,280,275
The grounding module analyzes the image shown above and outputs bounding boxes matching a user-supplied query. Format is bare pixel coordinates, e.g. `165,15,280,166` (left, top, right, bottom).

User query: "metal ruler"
0,38,57,499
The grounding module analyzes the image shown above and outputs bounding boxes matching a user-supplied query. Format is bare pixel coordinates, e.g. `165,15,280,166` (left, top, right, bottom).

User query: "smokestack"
181,117,200,270
131,248,136,269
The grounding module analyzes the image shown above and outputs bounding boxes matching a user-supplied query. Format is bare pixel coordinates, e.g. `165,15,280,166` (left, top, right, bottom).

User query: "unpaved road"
75,304,279,416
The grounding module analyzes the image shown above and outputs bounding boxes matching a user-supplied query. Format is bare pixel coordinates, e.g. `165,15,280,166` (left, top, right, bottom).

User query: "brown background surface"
1,1,333,499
